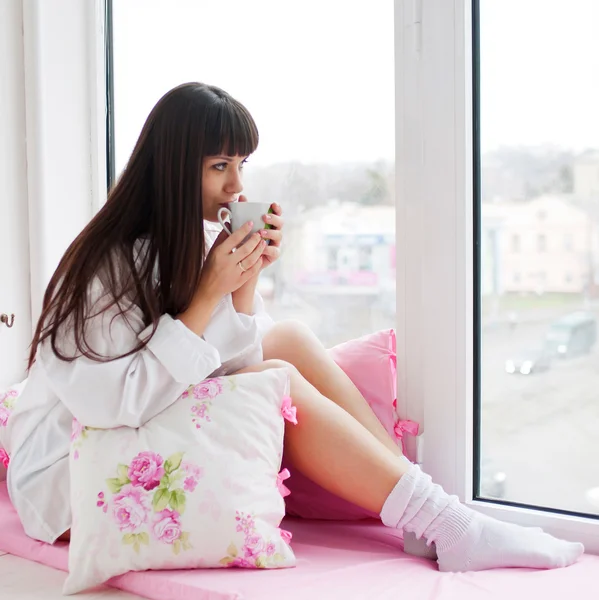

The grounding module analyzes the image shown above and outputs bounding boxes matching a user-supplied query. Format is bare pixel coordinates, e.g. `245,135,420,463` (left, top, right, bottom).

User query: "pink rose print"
192,378,223,400
265,542,276,556
181,461,203,493
71,418,85,442
221,511,290,568
235,511,256,535
152,509,182,544
230,557,254,568
243,535,264,559
0,449,9,469
96,491,108,513
0,405,10,427
112,484,151,532
128,451,165,491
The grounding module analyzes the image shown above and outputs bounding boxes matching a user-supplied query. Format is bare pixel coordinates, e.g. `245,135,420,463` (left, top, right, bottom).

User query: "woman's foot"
381,464,584,572
435,506,584,572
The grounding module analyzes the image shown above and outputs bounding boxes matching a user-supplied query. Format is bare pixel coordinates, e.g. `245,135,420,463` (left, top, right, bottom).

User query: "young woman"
4,82,583,572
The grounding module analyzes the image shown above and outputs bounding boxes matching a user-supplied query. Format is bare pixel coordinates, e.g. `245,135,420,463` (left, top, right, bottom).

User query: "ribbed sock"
381,463,584,572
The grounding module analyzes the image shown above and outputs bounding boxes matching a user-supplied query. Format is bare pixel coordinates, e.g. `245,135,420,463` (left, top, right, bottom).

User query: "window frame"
20,0,107,324
395,0,598,553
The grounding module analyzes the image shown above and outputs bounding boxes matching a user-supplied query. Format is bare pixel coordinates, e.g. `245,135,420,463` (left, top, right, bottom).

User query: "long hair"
28,82,259,369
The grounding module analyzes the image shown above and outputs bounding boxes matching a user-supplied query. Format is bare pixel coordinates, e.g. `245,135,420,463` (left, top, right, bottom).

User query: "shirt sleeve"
37,280,224,430
237,289,276,341
201,290,275,371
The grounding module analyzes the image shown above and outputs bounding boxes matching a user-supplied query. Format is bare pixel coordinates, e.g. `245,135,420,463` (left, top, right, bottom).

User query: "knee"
268,319,318,347
261,359,299,376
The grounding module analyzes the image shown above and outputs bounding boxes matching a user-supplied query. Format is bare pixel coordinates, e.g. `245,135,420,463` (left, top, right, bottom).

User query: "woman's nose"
224,170,243,195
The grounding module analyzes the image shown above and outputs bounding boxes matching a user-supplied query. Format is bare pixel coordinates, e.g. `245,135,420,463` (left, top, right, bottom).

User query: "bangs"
204,98,259,158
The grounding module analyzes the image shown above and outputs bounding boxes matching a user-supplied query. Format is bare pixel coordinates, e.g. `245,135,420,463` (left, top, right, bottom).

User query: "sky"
113,0,599,172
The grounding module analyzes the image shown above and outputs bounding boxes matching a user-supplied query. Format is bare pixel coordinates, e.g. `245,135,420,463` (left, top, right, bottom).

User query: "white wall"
0,0,106,389
23,0,106,320
0,1,33,387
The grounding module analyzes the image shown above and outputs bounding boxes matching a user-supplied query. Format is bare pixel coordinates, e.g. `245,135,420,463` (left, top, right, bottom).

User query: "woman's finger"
219,221,255,254
263,213,284,230
243,255,264,279
260,228,283,246
234,231,263,262
240,238,267,270
270,202,282,216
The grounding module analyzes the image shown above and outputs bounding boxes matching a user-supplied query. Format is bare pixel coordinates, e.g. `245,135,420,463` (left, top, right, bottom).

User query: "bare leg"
233,360,583,572
262,321,402,458
234,359,409,513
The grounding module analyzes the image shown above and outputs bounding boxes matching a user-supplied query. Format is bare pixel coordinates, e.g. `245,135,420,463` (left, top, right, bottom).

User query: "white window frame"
26,0,598,553
395,0,599,553
21,0,107,324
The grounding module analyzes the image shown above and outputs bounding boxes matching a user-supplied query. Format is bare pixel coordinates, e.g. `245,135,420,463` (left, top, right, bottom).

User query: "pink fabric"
280,396,297,425
0,484,596,600
276,469,291,498
284,329,417,520
393,418,419,455
0,448,9,469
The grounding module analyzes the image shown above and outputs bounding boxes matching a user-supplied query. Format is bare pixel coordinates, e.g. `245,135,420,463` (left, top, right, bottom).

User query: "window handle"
0,314,15,328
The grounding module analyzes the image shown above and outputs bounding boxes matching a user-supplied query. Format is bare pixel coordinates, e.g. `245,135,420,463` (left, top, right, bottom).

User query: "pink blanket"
0,484,596,599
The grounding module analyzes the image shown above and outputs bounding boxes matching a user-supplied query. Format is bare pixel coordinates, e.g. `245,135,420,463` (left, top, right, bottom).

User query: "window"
327,247,339,271
511,234,520,253
359,246,373,271
564,233,574,252
111,0,395,347
479,0,599,521
398,0,599,554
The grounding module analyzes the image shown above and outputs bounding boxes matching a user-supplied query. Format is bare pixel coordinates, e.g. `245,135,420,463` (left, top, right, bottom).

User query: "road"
481,316,599,517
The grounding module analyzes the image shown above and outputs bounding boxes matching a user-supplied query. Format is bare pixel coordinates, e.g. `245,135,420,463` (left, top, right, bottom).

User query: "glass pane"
112,0,395,348
479,0,599,515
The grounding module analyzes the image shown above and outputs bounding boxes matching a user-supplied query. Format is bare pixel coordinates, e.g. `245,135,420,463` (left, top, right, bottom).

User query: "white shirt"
4,228,275,543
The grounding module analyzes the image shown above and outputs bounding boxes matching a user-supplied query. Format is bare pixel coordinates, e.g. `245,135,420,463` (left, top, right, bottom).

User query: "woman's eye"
213,161,247,172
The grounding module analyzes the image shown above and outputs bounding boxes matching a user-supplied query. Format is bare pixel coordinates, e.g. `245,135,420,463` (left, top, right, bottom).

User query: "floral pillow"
0,380,27,480
65,368,297,595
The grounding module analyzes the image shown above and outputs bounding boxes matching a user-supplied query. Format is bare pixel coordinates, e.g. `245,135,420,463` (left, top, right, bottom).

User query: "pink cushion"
0,483,596,600
283,329,414,520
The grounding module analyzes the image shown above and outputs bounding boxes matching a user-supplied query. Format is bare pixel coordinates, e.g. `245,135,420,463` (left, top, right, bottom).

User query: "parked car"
505,347,552,375
544,311,597,359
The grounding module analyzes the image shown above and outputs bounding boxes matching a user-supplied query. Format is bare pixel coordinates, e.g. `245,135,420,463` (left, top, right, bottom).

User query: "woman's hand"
197,222,267,302
259,202,283,269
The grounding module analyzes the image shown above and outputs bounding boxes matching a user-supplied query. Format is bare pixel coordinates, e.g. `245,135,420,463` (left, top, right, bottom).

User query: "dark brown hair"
28,82,259,369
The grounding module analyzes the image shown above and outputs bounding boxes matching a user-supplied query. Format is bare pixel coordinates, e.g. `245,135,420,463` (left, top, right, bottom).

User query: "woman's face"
201,155,248,222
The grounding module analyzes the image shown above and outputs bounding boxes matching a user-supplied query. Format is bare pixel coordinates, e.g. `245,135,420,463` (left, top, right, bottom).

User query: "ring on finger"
238,260,246,273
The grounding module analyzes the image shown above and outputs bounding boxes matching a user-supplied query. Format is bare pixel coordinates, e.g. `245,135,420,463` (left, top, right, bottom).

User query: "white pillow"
0,380,27,482
65,368,297,595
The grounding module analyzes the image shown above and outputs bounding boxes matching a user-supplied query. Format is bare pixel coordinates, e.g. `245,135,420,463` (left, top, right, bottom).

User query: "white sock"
381,463,584,572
